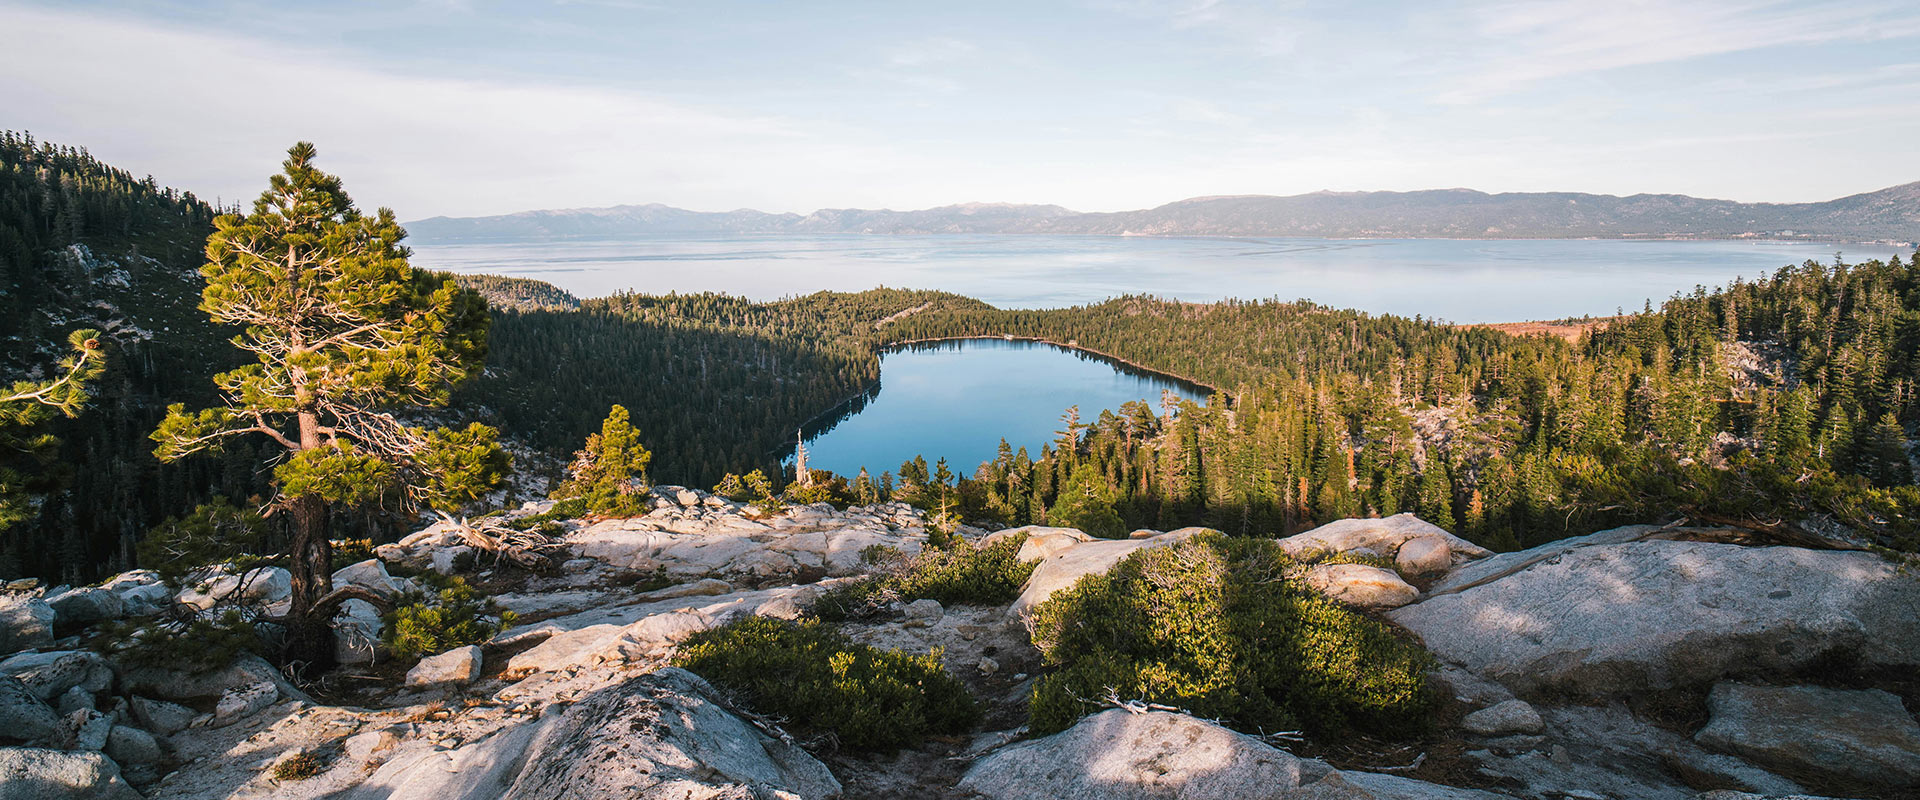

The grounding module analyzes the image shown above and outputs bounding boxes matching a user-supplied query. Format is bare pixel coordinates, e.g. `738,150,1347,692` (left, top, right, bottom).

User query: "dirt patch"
1462,315,1627,343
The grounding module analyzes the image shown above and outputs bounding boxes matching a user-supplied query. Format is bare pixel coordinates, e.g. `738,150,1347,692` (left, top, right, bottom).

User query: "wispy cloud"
0,4,930,216
1436,0,1920,103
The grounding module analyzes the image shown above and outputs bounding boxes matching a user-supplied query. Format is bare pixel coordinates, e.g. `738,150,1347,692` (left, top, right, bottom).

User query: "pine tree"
1049,462,1125,538
1,329,105,531
852,468,878,506
553,404,654,516
1416,461,1457,531
151,143,502,669
1860,412,1913,487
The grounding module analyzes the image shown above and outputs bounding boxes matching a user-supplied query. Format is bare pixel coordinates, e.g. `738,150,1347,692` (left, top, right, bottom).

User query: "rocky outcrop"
1,650,113,703
1301,563,1419,609
334,597,384,665
0,676,62,744
0,747,142,799
1280,513,1490,568
128,696,195,736
567,501,931,580
1009,529,1202,623
45,588,123,630
0,594,55,656
1694,683,1920,788
332,559,415,599
960,709,1507,799
980,525,1094,562
1389,540,1920,695
960,709,1302,799
501,582,822,677
123,652,310,706
1461,699,1543,737
175,566,291,611
406,645,483,687
351,668,839,800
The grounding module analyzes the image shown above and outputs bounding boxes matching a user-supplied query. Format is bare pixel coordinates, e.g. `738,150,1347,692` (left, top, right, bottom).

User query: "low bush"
1028,533,1436,738
93,609,261,671
813,534,1034,621
138,499,270,583
382,574,516,660
270,750,326,781
674,616,979,751
506,496,589,537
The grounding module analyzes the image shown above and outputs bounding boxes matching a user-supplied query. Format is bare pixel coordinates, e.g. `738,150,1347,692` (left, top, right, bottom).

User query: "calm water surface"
409,234,1886,323
797,339,1208,478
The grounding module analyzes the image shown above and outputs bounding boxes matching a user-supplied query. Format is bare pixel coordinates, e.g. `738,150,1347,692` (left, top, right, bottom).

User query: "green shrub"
382,574,516,660
138,498,270,583
270,750,326,781
1047,463,1127,539
93,609,261,671
1296,548,1400,572
1028,533,1436,738
507,496,589,537
813,534,1034,621
674,616,979,751
330,538,376,572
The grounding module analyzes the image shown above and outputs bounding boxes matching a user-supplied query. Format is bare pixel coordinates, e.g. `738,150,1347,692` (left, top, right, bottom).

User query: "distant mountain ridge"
407,201,1075,240
404,183,1920,243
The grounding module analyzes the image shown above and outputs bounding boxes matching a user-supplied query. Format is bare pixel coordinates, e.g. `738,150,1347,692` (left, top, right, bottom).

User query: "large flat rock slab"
1009,529,1201,624
1695,683,1920,789
959,709,1509,800
1389,541,1920,696
350,668,839,800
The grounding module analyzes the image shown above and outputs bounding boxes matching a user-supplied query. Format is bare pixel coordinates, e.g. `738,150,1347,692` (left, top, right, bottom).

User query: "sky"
4,0,1919,219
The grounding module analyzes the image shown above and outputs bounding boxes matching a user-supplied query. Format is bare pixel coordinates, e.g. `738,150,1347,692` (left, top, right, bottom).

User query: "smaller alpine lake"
797,338,1209,478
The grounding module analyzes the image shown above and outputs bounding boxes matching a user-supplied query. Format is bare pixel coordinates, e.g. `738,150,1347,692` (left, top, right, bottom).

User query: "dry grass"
1462,315,1628,343
270,750,327,782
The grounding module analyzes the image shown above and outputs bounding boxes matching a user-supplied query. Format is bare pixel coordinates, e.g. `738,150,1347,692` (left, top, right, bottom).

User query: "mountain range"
404,183,1920,244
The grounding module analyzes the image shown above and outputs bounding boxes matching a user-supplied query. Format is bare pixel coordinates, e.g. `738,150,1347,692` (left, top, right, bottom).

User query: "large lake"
797,338,1208,479
408,234,1885,323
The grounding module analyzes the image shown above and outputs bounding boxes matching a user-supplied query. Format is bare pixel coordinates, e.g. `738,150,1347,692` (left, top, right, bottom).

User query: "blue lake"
796,338,1208,479
408,233,1890,323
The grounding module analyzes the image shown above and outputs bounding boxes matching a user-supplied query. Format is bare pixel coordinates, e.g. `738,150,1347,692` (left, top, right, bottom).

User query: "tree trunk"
285,408,335,672
284,492,335,671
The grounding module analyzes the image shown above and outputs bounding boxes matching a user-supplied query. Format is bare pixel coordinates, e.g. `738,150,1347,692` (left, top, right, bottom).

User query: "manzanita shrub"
812,533,1034,621
382,574,515,660
1028,533,1437,738
674,616,978,751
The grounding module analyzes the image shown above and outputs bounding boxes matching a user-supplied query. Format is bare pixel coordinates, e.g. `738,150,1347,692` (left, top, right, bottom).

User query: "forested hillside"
474,256,1918,552
877,259,1920,550
460,288,991,486
0,132,273,582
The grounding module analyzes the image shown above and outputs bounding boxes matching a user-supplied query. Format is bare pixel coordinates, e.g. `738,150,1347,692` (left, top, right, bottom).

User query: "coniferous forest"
0,133,277,582
466,264,1920,554
4,131,1918,584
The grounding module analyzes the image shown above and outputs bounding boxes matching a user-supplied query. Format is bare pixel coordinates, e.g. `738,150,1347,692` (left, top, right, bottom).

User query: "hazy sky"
5,0,1918,219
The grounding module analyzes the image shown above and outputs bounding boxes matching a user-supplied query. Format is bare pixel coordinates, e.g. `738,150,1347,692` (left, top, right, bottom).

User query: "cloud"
1436,0,1920,103
0,3,938,217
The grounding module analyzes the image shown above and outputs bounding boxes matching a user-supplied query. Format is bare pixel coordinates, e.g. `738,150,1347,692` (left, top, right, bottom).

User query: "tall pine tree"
152,143,503,669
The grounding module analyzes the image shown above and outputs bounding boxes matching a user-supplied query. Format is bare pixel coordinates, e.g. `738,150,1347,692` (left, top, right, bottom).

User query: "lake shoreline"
882,336,1222,397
